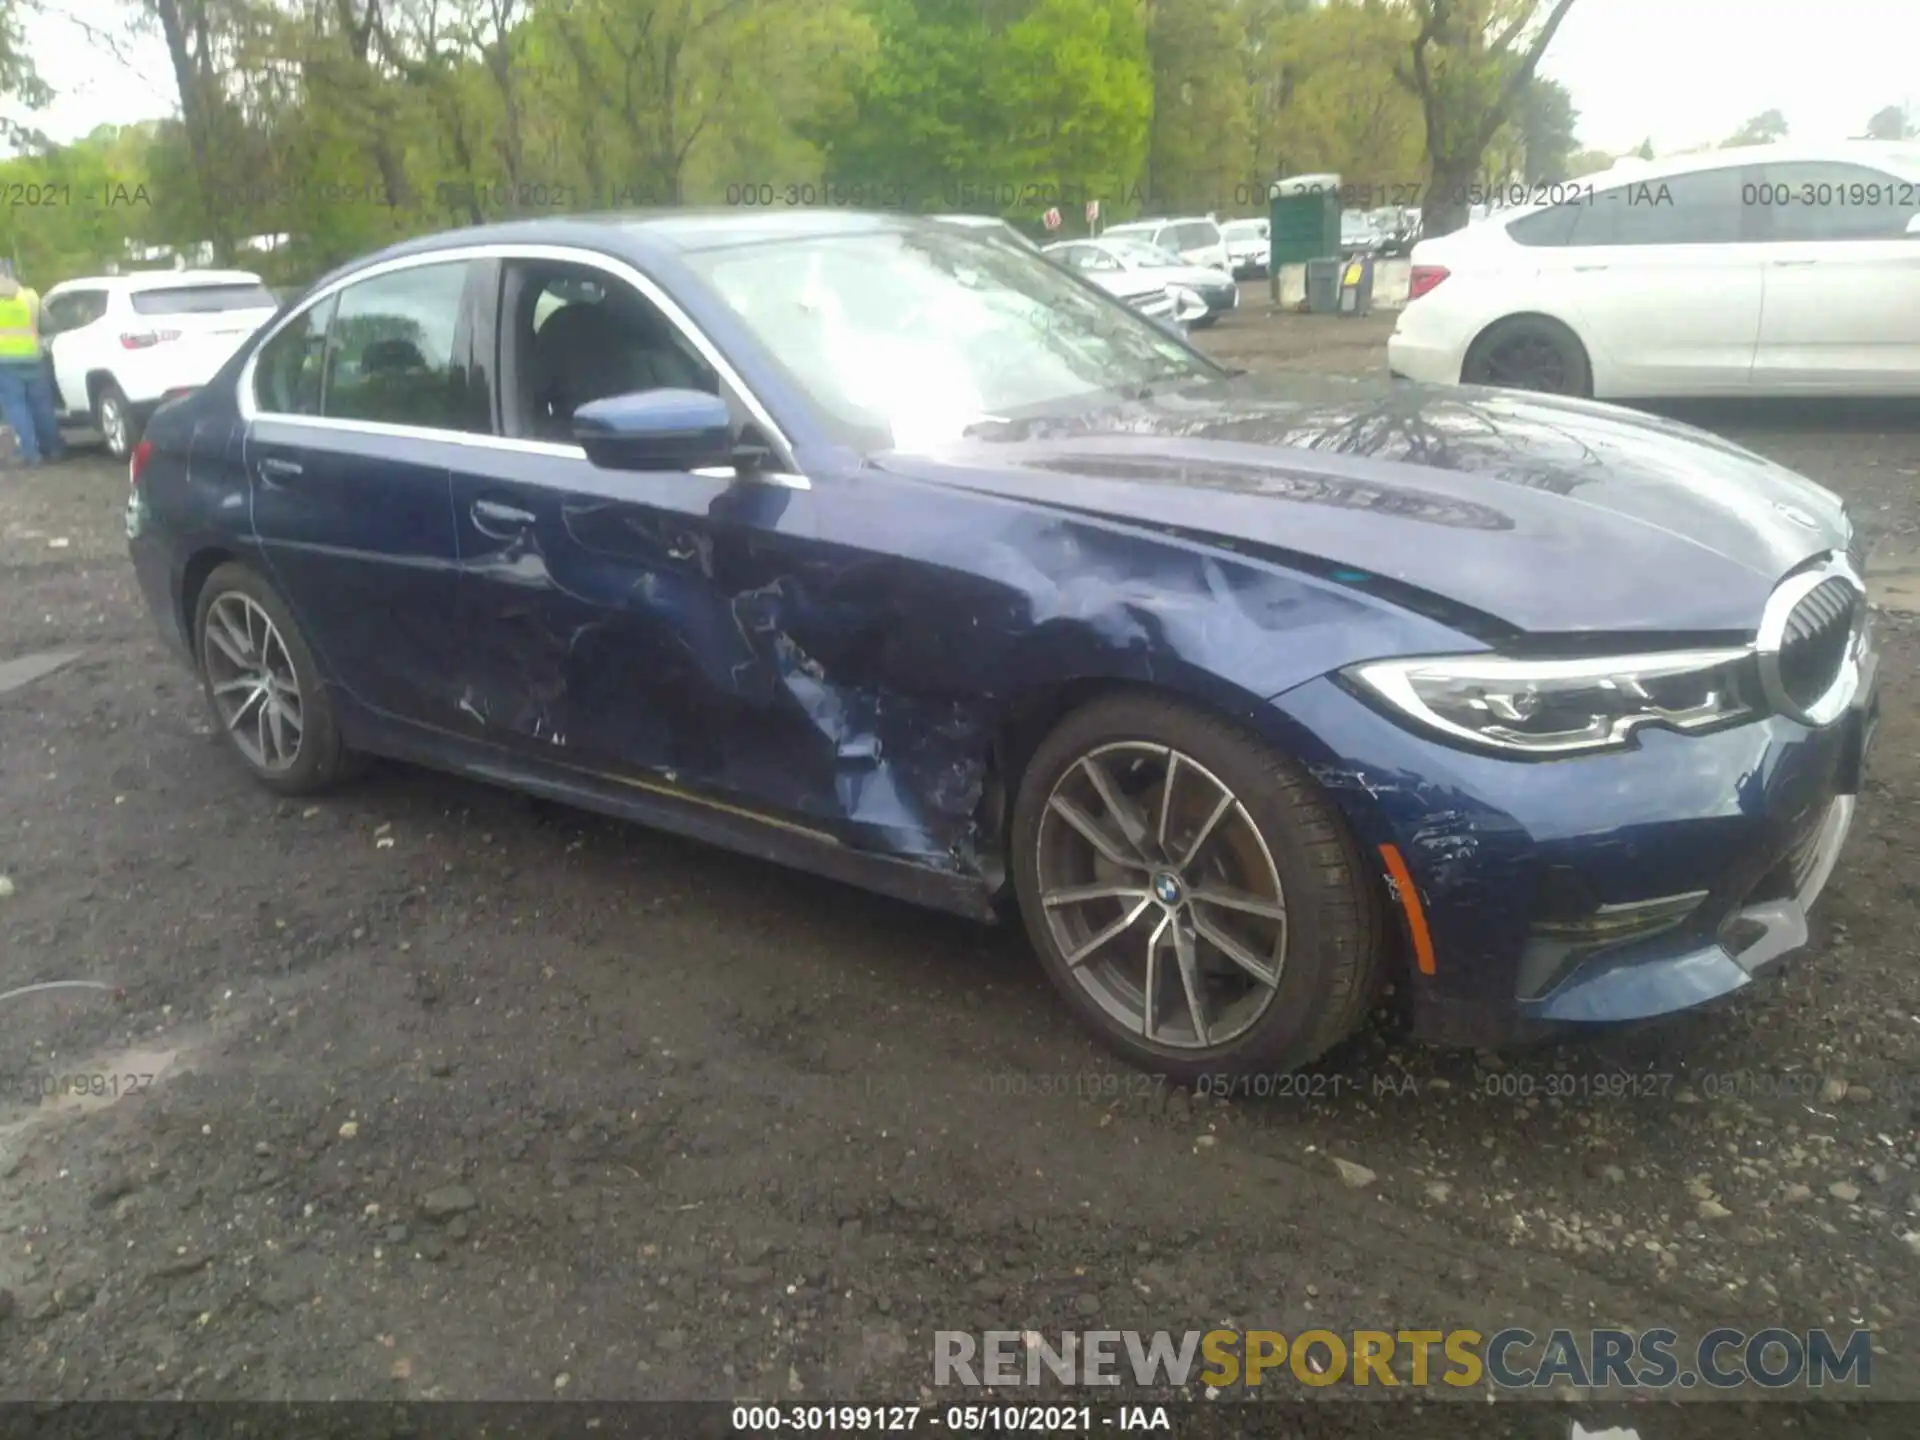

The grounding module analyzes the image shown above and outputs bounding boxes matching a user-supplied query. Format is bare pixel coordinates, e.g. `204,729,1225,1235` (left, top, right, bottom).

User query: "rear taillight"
129,439,154,488
1407,265,1450,302
119,330,182,349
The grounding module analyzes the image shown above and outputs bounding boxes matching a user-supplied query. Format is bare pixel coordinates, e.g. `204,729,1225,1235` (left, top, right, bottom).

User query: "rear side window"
322,261,477,431
1506,205,1581,247
252,293,337,417
43,289,109,333
1568,166,1751,246
131,283,277,314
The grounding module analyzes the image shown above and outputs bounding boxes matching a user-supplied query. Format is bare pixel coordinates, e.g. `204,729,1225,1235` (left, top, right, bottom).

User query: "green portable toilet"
1268,173,1342,304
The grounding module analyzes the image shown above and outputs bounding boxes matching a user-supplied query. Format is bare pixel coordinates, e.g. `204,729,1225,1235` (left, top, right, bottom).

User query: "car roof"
1587,140,1920,183
307,210,1027,291
52,269,266,292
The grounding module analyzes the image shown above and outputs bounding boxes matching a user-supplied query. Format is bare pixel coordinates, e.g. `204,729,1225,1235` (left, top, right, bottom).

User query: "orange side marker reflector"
1378,843,1436,976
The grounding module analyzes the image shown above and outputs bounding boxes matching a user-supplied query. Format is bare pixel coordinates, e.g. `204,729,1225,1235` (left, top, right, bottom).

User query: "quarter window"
252,293,338,417
1755,163,1918,241
321,261,476,430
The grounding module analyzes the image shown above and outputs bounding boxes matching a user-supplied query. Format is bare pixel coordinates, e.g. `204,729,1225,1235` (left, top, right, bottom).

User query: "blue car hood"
867,373,1850,637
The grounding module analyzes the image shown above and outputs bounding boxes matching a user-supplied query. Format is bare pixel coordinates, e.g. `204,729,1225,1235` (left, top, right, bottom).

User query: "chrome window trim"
235,241,810,492
1754,551,1867,727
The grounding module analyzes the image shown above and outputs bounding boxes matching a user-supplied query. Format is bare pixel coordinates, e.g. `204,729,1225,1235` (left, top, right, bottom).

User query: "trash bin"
1305,259,1342,314
1338,254,1375,317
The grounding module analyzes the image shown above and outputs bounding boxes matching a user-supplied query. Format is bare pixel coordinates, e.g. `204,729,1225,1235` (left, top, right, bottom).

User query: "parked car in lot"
1099,216,1233,275
1043,236,1239,326
42,269,280,459
1370,207,1420,258
933,213,1200,327
928,213,1042,253
1390,141,1920,398
1220,218,1271,278
126,210,1878,1079
1340,209,1385,256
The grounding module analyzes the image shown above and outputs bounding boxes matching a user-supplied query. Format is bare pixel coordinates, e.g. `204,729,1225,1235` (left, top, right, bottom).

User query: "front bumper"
1268,644,1879,1048
1384,331,1461,386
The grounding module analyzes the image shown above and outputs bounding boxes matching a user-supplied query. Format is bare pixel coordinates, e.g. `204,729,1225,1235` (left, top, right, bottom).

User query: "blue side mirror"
572,389,733,472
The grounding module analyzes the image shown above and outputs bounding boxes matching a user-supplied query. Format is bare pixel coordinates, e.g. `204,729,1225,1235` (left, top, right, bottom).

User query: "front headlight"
1168,285,1209,323
1345,649,1757,756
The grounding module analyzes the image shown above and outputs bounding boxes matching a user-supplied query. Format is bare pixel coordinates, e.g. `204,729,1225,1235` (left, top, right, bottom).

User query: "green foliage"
0,0,1590,283
1864,105,1915,141
1724,109,1789,148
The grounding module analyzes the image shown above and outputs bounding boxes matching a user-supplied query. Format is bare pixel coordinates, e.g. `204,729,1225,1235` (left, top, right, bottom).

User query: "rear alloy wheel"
1461,316,1591,397
193,562,353,794
93,381,140,461
1012,693,1385,1081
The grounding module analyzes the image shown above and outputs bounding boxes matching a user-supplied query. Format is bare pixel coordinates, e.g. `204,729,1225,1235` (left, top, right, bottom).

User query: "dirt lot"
2,304,1918,1426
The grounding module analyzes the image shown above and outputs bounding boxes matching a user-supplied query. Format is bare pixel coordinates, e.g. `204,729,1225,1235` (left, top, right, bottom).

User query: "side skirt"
338,699,1004,924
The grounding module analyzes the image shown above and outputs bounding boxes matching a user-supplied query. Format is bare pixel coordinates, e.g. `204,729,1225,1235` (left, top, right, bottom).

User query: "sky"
10,0,1918,159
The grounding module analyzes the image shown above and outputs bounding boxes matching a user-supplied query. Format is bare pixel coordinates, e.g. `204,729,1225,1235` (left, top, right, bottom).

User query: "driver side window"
505,261,721,445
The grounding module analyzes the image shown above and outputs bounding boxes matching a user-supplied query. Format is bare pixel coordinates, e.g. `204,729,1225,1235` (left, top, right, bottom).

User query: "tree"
0,0,51,149
1247,1,1425,206
1865,104,1915,141
1392,0,1582,237
1563,146,1611,178
824,0,1149,213
1723,108,1788,147
1141,0,1253,213
1511,75,1577,181
1635,136,1653,160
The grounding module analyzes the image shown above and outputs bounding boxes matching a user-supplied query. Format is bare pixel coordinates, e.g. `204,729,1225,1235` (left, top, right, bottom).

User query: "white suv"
42,270,281,458
1389,141,1920,399
1100,217,1233,275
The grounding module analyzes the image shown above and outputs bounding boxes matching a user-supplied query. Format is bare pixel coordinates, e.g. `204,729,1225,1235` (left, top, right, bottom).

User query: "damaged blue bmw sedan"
125,211,1880,1081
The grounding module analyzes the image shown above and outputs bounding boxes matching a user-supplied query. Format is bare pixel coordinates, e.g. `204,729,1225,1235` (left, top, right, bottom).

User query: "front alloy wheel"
1013,693,1385,1081
1034,743,1288,1050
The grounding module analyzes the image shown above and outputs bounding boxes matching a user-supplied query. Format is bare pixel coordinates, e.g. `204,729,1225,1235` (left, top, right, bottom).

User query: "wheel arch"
179,545,242,648
1461,310,1596,394
981,674,1414,989
85,370,124,408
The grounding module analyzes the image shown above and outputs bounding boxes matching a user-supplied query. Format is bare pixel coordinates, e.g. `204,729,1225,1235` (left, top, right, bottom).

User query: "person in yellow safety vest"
0,267,67,466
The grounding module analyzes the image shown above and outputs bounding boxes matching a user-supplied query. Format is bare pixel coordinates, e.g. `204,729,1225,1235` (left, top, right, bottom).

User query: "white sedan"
1388,141,1920,399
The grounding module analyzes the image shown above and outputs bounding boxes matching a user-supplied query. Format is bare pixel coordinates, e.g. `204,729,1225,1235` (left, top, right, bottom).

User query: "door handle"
1571,264,1609,272
471,498,537,535
1771,259,1818,267
256,456,303,481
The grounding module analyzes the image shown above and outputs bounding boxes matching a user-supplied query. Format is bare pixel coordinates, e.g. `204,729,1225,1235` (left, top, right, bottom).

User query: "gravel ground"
2,306,1917,1425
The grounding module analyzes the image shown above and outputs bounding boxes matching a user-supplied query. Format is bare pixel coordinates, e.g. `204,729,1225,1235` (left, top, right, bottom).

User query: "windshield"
687,229,1224,451
1106,238,1185,267
1221,221,1266,241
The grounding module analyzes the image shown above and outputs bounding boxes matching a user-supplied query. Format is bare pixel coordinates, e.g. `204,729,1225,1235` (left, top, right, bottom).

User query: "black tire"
93,379,142,461
1010,692,1386,1082
192,562,354,795
1460,315,1592,397
1190,313,1220,330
